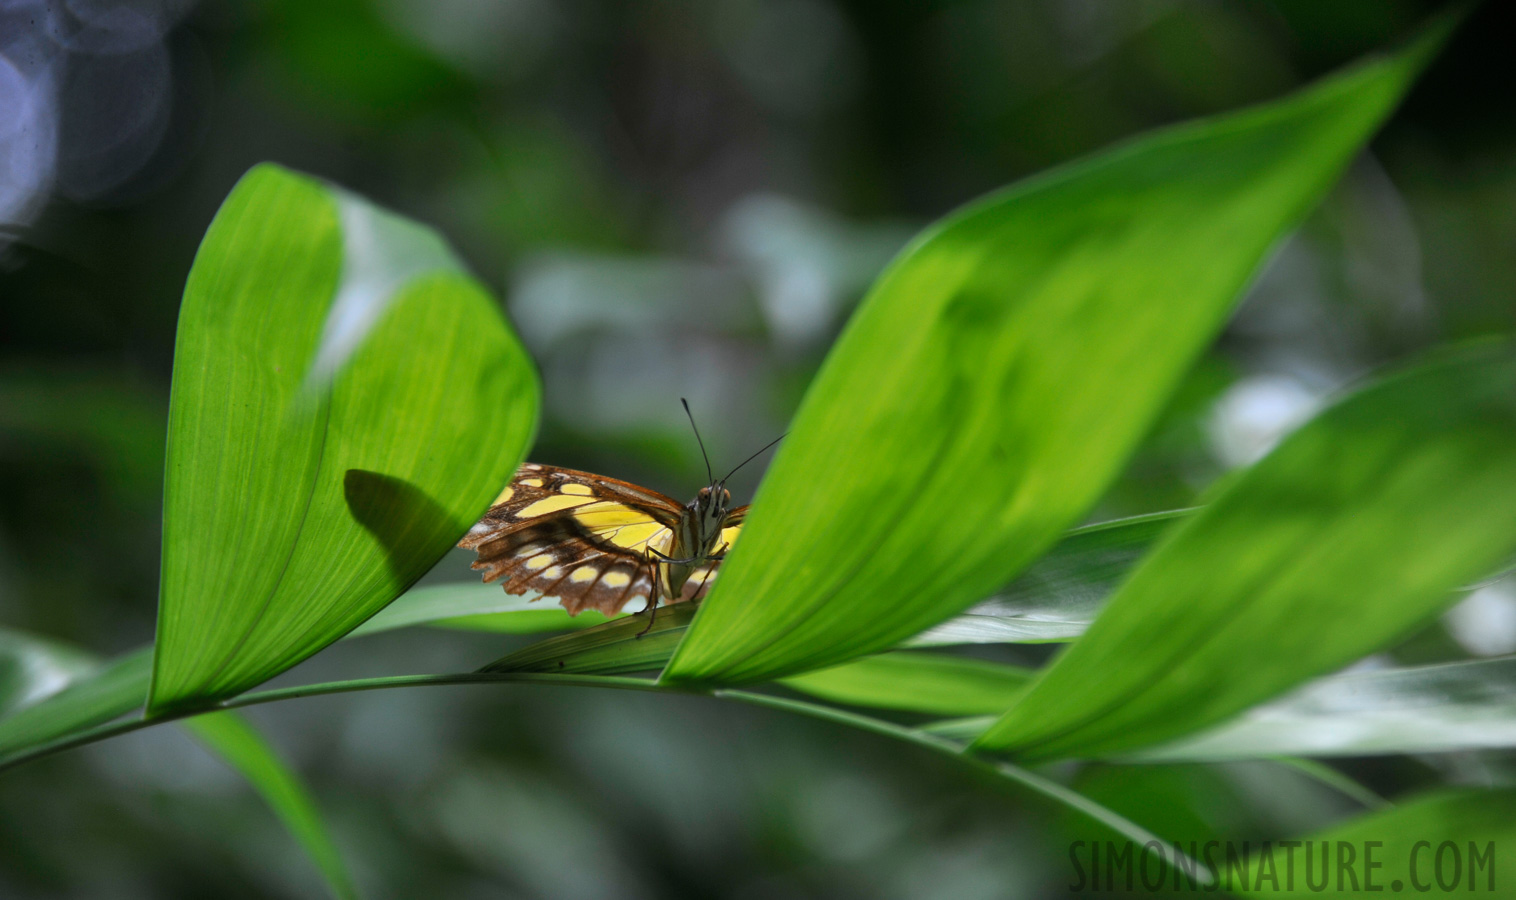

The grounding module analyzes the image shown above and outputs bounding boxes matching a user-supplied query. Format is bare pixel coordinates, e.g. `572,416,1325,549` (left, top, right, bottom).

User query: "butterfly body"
459,463,747,617
660,484,736,600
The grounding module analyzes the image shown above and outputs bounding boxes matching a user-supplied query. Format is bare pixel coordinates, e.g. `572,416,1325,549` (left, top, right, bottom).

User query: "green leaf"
350,582,615,637
780,651,1033,716
1235,789,1515,896
184,712,357,900
149,164,539,713
0,628,98,718
1128,656,1516,763
911,510,1188,645
663,26,1445,687
0,647,150,762
974,346,1516,761
480,606,697,674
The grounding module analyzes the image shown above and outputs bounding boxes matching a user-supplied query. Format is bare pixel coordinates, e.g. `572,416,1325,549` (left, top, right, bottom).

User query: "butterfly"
459,403,779,623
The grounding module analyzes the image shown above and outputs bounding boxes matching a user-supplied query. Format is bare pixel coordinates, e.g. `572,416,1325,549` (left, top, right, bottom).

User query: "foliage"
4,13,1514,897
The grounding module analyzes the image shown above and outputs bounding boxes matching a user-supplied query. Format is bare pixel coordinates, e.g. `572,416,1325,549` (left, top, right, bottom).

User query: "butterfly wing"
460,463,684,615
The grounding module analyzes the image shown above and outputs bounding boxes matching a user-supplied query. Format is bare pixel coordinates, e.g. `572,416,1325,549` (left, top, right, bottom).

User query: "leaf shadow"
343,468,463,583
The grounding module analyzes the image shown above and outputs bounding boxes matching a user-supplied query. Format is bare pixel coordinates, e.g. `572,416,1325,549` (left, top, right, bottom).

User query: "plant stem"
0,670,1207,882
0,671,671,773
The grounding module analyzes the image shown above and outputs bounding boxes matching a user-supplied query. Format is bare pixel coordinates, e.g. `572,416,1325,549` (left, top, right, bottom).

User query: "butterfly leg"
637,552,661,637
688,542,731,608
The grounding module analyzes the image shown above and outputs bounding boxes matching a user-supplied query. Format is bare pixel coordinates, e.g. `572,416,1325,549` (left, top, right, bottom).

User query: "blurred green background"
2,0,1514,896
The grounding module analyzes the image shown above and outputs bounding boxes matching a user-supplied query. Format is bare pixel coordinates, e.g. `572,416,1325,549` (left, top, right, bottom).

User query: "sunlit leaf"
350,582,614,637
975,347,1516,760
663,26,1445,687
184,712,357,900
1128,656,1516,762
781,651,1033,716
1236,789,1515,896
149,164,539,713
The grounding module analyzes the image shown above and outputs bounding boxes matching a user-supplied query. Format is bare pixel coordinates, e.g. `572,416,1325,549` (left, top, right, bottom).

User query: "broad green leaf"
1236,789,1515,896
0,629,97,718
975,347,1516,760
663,26,1445,687
1129,656,1516,763
150,164,538,713
781,652,1033,716
480,606,697,674
910,510,1188,645
0,648,151,762
184,712,357,900
350,582,614,637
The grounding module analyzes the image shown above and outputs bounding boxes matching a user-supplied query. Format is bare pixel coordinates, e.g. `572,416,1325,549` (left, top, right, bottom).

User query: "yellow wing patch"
518,494,596,517
720,523,742,551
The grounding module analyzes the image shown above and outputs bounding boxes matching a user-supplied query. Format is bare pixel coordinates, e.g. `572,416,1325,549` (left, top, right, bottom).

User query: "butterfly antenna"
721,432,786,484
682,398,715,484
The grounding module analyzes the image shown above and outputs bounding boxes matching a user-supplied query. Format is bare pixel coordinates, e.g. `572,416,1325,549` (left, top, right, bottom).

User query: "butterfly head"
692,483,733,533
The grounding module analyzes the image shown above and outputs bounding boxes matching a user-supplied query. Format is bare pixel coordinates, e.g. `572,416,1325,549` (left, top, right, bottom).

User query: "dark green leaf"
350,582,614,637
781,651,1033,716
1236,789,1515,896
664,27,1444,687
975,346,1516,760
150,164,539,713
184,712,357,900
480,606,696,674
